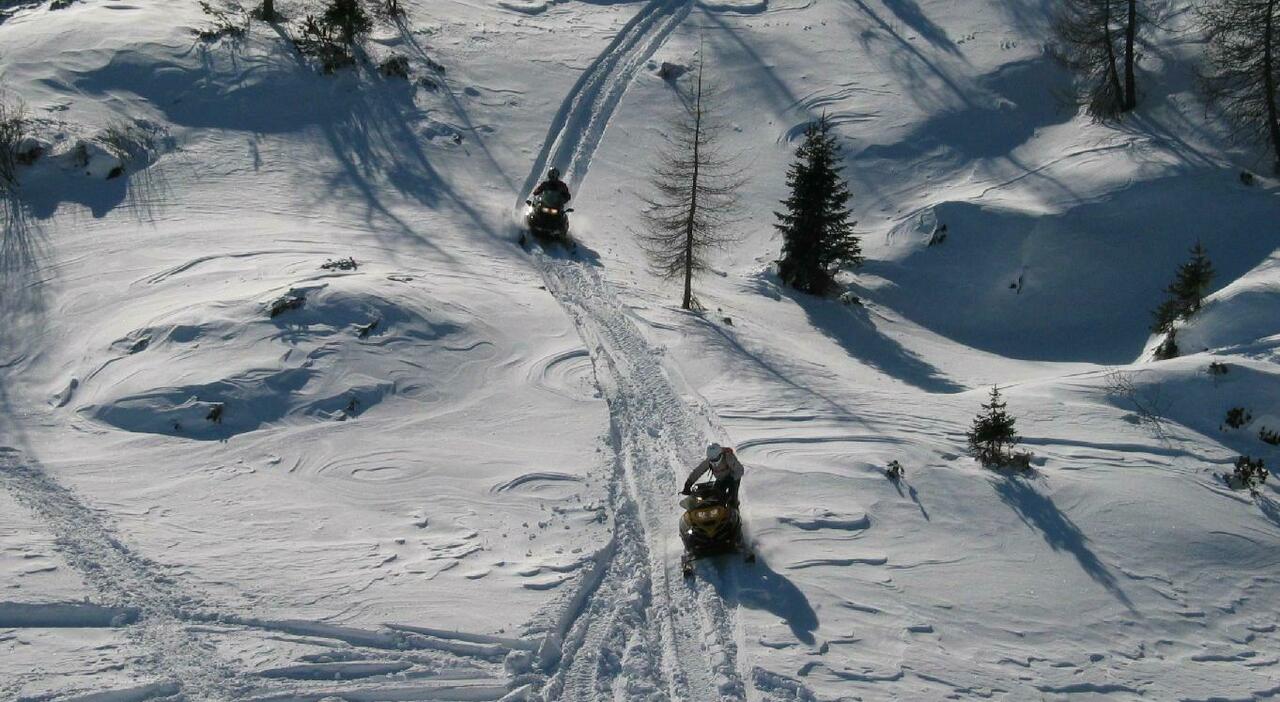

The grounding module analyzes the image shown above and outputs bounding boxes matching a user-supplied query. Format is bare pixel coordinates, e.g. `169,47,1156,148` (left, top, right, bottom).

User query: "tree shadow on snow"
856,55,1075,162
1257,493,1280,531
879,0,959,55
0,193,49,360
992,476,1136,612
691,313,881,431
0,195,47,453
756,275,966,394
712,553,819,645
68,28,501,258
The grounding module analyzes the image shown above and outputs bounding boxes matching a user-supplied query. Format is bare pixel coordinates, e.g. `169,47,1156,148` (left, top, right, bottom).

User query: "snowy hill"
1,0,1278,700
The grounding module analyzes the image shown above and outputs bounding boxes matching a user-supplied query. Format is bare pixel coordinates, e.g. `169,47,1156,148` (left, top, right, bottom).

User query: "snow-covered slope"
1,0,1278,700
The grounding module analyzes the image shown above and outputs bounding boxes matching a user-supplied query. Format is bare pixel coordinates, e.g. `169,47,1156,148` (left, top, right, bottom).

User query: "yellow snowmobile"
679,480,753,577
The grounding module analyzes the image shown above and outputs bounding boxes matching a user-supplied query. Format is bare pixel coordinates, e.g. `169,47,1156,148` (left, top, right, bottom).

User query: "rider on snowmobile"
682,443,744,508
533,167,571,205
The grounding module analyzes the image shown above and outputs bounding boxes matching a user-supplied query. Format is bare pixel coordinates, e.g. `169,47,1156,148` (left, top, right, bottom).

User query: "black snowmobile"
521,191,574,249
679,480,753,577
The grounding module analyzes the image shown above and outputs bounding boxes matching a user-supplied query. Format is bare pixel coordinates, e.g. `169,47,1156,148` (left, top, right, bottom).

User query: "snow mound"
76,275,493,440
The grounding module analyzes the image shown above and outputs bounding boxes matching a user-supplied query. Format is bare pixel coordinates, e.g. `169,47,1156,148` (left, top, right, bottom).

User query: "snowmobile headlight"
544,207,559,215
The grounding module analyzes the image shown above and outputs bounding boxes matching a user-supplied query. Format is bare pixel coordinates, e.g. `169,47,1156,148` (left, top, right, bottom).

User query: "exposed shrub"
1260,427,1280,446
885,460,904,480
97,120,157,169
380,55,411,79
1207,361,1230,377
196,0,249,41
269,291,306,318
320,256,358,271
1229,455,1268,497
1104,368,1169,437
1224,407,1252,429
0,94,28,190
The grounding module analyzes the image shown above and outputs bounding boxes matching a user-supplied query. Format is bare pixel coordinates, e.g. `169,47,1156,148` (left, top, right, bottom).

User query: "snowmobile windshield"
535,190,568,208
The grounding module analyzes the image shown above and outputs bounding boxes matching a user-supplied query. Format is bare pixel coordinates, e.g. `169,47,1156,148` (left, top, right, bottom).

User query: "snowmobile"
521,191,574,249
679,479,753,577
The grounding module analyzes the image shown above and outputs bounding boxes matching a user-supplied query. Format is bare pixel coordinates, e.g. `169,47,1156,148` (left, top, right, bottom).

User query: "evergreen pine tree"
775,114,861,294
1149,241,1214,339
324,0,371,46
967,386,1021,466
1169,241,1214,313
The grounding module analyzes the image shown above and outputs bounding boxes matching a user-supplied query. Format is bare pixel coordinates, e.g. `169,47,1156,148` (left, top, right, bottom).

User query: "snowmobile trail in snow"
512,0,781,696
0,447,245,700
519,0,692,203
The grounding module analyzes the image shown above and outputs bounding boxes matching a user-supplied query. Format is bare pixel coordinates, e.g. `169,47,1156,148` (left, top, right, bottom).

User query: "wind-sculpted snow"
75,276,490,439
5,0,1280,698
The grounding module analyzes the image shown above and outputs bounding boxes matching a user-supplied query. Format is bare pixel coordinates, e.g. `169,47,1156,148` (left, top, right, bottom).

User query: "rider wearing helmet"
533,167,571,204
682,443,744,508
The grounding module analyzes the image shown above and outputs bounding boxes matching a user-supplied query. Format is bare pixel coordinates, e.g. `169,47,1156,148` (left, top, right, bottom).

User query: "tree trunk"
682,65,703,310
1124,0,1137,110
1102,0,1124,111
1266,0,1280,173
261,0,275,20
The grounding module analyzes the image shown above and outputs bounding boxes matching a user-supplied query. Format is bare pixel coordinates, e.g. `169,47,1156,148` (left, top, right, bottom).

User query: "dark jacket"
533,178,571,203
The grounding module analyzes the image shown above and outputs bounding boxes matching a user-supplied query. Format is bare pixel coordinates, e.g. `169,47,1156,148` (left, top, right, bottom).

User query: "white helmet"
706,443,724,462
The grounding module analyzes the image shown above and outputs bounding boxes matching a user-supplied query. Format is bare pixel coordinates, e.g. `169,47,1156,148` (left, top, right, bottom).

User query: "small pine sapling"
886,460,904,480
967,386,1030,469
1260,427,1280,446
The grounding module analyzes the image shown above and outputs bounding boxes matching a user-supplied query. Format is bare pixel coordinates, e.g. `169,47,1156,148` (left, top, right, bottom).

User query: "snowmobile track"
0,447,246,701
537,262,751,702
513,0,771,697
519,0,691,201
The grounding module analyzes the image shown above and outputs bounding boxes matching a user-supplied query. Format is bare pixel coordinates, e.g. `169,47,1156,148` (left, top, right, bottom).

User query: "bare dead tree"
1053,0,1141,118
1104,367,1170,439
637,60,746,310
1198,0,1280,173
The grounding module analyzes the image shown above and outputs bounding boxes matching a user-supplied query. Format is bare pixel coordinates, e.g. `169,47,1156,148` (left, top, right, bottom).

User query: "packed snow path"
512,0,788,698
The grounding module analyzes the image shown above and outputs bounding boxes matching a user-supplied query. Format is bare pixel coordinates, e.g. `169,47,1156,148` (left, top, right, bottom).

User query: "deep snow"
1,0,1278,700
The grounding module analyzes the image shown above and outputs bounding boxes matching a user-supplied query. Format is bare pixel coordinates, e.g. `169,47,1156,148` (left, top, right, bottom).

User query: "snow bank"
1178,250,1280,355
0,601,139,627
